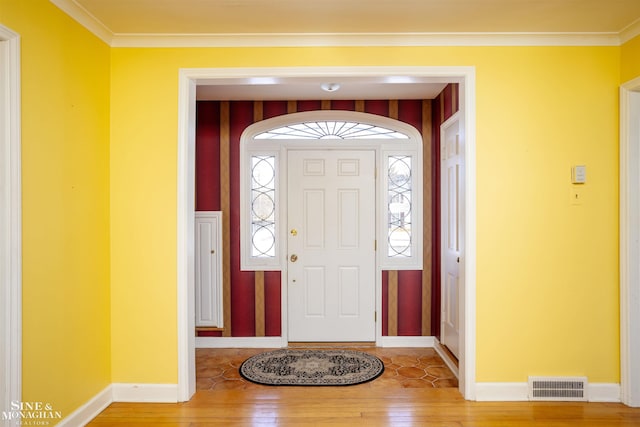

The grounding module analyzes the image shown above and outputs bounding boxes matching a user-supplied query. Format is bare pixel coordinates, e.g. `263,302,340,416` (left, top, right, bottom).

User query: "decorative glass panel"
387,156,412,257
250,155,276,258
255,121,409,140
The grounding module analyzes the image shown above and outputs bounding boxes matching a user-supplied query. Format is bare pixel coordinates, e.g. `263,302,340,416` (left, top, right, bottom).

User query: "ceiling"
52,0,640,100
71,0,640,36
195,75,448,101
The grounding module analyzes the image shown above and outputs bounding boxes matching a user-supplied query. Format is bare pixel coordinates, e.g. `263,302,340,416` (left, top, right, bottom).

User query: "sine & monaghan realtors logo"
1,401,63,425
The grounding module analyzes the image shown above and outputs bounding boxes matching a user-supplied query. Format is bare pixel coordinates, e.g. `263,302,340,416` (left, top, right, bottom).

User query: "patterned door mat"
239,349,385,386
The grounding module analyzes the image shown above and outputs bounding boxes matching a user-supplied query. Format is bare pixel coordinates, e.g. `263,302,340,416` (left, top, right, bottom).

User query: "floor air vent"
528,376,588,401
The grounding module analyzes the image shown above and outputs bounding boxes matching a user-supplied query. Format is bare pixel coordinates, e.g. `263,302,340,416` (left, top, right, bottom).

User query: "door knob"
290,254,298,262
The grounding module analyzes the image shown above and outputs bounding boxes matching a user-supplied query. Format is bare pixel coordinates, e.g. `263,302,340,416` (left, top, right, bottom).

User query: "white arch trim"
177,66,477,401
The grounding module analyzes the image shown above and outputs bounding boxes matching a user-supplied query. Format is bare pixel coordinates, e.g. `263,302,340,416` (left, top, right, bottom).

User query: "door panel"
195,212,223,328
441,118,462,358
288,150,376,342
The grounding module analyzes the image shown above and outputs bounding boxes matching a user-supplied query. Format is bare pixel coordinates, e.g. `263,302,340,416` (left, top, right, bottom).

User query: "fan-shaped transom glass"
255,121,410,140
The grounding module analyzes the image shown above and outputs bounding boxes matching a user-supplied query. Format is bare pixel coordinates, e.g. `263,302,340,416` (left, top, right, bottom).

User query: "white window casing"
240,110,423,271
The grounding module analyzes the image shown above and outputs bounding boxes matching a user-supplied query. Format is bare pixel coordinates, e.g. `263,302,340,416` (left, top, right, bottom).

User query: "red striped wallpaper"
431,84,459,339
195,88,458,339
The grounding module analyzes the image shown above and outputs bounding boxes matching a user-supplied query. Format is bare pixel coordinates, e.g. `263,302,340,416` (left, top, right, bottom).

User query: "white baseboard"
57,385,113,427
475,382,529,401
111,383,179,403
475,382,621,402
196,336,439,349
377,336,436,348
433,339,459,378
195,336,287,348
589,383,621,402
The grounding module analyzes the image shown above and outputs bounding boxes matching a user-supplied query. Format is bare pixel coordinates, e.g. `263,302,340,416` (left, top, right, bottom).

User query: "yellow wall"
110,46,620,384
0,0,626,414
622,34,640,83
0,0,111,420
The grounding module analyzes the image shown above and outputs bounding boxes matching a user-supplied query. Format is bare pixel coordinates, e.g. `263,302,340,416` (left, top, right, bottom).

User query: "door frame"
0,24,22,419
620,76,640,407
177,66,477,401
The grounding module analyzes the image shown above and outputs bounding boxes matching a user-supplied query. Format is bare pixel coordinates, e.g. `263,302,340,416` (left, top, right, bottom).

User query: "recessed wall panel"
304,190,325,248
303,159,325,176
338,189,359,248
304,266,326,317
445,272,458,327
339,266,360,317
338,159,359,176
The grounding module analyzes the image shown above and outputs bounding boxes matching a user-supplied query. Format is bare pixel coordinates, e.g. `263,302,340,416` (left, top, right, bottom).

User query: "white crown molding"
620,18,640,44
110,32,621,48
46,2,624,48
49,0,113,45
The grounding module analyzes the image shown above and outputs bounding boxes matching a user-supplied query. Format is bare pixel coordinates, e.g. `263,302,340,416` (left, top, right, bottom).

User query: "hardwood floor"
88,348,640,426
87,388,640,426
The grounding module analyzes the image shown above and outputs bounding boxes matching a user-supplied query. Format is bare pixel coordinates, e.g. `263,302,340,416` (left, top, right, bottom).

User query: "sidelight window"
387,155,413,257
250,155,276,258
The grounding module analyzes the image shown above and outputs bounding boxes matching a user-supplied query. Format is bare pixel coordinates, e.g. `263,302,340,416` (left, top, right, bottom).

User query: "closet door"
195,211,223,327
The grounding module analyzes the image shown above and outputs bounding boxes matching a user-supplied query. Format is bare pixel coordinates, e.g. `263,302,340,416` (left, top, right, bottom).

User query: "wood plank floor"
88,388,640,426
88,348,640,426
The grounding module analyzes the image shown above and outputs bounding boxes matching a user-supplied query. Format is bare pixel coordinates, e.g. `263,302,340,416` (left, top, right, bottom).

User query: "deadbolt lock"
290,254,298,262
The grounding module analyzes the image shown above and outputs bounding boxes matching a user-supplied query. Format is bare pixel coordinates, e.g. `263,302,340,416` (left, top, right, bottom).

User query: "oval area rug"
239,349,385,386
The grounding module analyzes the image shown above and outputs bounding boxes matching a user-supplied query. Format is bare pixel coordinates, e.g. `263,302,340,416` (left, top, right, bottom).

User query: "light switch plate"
572,165,586,184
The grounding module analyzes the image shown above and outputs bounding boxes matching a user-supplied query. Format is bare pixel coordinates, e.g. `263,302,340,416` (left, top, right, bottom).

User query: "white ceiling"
71,0,640,35
52,0,640,100
196,75,448,101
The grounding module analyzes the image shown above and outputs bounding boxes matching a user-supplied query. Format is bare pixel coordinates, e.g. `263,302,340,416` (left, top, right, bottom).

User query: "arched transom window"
255,121,410,140
240,110,423,271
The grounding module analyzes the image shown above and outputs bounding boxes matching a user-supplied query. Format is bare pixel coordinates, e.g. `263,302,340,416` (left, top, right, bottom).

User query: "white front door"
441,115,463,358
287,150,376,342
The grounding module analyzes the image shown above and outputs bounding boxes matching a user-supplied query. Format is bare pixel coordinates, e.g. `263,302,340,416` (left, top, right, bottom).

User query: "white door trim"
620,76,640,407
0,25,22,420
177,66,477,401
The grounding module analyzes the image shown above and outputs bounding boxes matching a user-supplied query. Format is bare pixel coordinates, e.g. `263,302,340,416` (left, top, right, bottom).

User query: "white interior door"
195,212,223,328
287,150,376,342
441,116,463,358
